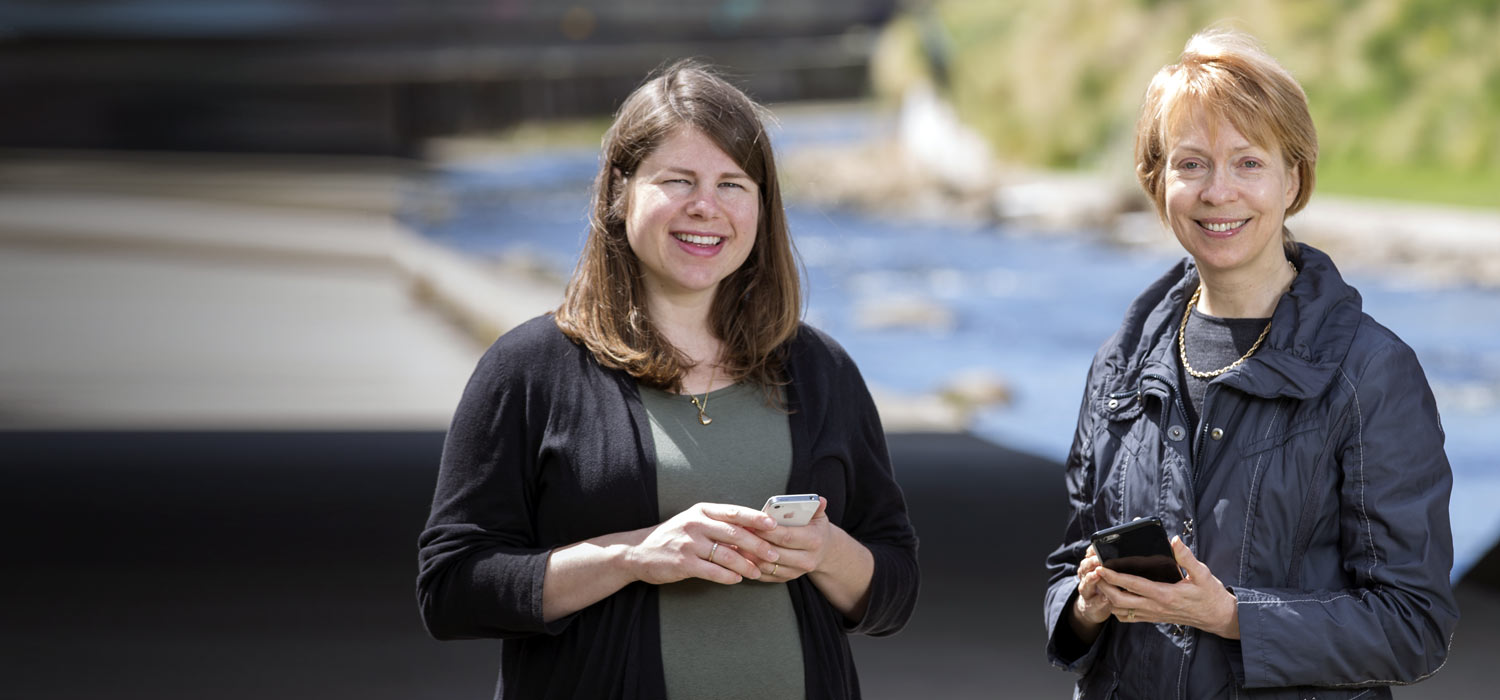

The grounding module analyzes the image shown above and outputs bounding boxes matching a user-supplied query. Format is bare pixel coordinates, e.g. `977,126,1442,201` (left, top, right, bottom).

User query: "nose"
684,183,720,219
1200,167,1238,205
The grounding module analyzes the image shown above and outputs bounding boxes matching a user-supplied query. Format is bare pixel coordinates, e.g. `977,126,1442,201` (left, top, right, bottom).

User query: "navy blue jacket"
418,317,919,700
1045,245,1458,699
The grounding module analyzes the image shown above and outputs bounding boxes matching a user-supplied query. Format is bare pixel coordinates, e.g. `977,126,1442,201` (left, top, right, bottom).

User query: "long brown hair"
553,60,802,394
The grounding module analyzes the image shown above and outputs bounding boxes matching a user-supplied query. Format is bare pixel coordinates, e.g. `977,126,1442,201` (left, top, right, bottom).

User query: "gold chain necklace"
1178,285,1270,379
688,363,717,426
1177,261,1296,379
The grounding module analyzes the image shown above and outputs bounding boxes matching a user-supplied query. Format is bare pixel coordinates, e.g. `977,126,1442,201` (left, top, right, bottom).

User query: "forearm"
1066,593,1106,644
808,525,876,622
1234,584,1453,687
541,528,647,623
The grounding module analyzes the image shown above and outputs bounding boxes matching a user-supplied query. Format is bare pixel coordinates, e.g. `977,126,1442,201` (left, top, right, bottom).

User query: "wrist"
815,523,859,574
1068,592,1105,643
1215,587,1241,639
607,527,651,584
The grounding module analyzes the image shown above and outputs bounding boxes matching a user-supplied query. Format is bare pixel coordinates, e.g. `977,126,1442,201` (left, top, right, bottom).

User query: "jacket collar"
1104,243,1363,402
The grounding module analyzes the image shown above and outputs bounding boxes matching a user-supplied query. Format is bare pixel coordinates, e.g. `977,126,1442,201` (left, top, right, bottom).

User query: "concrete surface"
0,152,557,430
2,430,1493,699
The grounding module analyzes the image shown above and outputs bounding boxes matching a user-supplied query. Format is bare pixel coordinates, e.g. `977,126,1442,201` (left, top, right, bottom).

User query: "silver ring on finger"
707,542,720,563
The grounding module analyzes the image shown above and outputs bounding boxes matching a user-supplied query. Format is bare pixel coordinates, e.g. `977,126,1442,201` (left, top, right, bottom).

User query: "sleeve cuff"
841,542,918,637
1047,587,1109,673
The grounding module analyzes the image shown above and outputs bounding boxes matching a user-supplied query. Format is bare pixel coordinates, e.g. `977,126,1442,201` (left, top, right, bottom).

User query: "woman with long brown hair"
418,61,919,699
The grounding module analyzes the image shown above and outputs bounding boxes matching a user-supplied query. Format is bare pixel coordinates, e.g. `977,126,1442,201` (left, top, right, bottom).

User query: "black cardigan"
417,316,920,699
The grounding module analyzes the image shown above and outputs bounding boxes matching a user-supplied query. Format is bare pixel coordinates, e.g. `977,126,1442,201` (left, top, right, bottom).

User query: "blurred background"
2,0,1497,698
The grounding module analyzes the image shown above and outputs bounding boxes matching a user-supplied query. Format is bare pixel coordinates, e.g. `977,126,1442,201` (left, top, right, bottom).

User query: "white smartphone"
761,494,820,526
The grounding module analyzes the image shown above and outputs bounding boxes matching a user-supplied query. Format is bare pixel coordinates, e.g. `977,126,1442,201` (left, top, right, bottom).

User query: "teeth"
1202,220,1247,232
674,233,722,246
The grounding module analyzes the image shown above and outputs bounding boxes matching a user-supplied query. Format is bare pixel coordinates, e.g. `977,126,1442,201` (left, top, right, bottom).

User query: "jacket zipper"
1143,369,1201,548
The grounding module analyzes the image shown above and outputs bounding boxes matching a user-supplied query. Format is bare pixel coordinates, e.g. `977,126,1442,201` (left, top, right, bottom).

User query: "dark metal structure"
0,1,896,155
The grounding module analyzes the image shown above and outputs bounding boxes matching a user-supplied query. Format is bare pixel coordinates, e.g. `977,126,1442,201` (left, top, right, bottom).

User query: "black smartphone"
1089,518,1183,583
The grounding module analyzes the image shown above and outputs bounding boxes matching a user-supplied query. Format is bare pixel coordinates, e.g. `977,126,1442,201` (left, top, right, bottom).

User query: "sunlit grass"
891,0,1500,210
1317,160,1500,210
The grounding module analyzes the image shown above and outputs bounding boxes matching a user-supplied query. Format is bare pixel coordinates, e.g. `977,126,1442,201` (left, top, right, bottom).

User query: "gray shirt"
641,382,805,700
1179,307,1272,429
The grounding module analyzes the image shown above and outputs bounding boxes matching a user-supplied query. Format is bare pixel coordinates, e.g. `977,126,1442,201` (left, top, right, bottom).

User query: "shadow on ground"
2,432,1493,699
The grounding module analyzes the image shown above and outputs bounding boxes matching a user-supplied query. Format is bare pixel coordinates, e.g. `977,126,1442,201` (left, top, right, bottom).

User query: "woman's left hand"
748,496,876,620
745,497,834,582
1096,536,1240,639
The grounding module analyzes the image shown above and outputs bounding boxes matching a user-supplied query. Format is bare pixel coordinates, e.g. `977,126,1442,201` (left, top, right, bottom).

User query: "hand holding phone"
761,494,820,527
1089,517,1183,584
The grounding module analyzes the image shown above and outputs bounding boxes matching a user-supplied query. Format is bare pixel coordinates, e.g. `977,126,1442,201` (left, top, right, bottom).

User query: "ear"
611,166,628,195
610,167,631,219
1284,161,1301,206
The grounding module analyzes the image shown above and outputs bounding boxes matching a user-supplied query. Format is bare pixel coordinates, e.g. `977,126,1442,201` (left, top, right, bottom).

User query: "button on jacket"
1044,245,1458,699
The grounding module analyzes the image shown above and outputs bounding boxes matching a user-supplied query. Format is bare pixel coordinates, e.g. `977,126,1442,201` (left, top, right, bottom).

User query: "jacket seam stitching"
1240,593,1355,605
1337,368,1379,581
1237,401,1283,584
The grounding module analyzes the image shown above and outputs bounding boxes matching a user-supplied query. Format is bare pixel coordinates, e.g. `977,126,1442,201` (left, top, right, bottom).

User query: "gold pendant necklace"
688,363,717,426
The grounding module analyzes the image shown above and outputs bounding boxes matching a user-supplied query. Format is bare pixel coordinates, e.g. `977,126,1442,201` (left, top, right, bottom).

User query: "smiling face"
1163,112,1300,278
624,127,760,305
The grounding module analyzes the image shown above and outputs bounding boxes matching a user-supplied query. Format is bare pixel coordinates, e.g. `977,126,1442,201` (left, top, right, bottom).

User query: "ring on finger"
770,562,780,576
1126,608,1136,622
707,542,720,563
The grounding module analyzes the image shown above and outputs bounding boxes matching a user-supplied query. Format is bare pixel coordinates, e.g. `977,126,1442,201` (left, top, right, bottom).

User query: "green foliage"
886,0,1500,207
1317,159,1500,209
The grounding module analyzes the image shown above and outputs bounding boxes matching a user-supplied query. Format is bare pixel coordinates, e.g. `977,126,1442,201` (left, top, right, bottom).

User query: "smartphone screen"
1089,518,1183,583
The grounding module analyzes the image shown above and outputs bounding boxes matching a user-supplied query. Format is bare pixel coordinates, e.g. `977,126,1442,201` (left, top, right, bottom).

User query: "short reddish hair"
1135,28,1318,224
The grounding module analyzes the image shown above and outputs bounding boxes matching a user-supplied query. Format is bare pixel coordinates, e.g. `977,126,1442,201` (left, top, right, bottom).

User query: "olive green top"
641,382,804,700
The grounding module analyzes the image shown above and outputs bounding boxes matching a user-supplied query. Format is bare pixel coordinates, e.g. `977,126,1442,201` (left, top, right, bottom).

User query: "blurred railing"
0,0,896,155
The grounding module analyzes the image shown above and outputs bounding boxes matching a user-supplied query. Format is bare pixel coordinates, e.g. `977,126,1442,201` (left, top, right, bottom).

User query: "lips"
672,232,724,247
1197,218,1249,237
670,230,727,258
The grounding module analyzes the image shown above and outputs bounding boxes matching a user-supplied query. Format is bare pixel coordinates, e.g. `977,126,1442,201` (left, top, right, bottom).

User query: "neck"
1195,254,1296,319
645,290,717,362
644,289,723,394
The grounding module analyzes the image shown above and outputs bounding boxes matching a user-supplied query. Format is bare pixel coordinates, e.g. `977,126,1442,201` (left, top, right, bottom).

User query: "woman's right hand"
626,503,781,586
1069,544,1116,641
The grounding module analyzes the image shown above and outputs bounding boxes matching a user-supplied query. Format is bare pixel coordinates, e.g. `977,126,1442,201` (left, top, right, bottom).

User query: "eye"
718,181,746,190
1178,160,1202,171
1242,159,1263,169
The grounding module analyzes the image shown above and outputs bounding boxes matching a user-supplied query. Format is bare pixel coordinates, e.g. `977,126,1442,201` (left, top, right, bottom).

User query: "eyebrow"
661,166,752,181
1171,141,1265,157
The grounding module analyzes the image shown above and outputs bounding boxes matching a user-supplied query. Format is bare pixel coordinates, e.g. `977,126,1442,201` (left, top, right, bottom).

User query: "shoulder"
1090,257,1195,375
786,322,861,378
1342,313,1426,385
492,314,576,354
788,322,851,360
470,314,589,387
1317,311,1445,446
